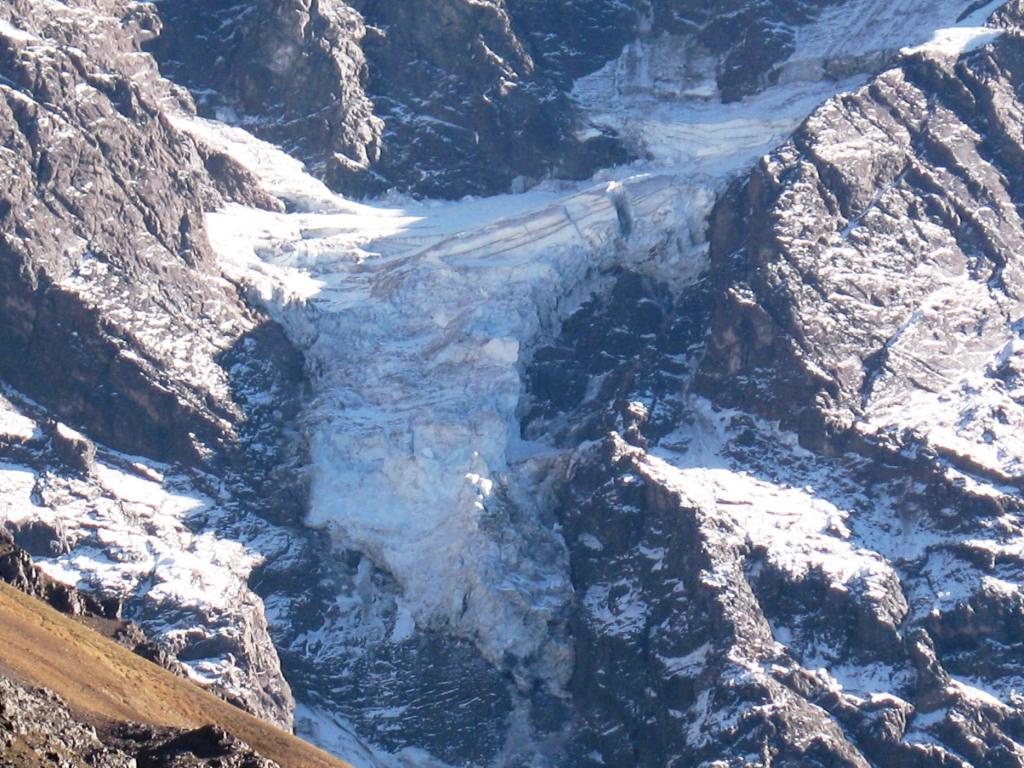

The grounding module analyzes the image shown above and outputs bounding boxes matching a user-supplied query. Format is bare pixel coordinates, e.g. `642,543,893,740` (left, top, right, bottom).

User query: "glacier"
141,5,1018,744
0,0,1013,762
188,110,715,682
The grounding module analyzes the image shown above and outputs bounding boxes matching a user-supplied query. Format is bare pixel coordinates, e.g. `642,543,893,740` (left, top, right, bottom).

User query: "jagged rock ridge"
145,0,877,198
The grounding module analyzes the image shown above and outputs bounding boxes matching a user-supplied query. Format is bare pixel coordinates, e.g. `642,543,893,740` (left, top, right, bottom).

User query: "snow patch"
901,0,1005,56
0,451,272,708
0,19,39,43
295,704,453,768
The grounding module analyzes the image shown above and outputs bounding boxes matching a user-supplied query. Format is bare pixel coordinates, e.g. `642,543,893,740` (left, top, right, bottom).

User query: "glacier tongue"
178,0,1010,694
295,174,710,678
187,111,714,678
161,4,1018,749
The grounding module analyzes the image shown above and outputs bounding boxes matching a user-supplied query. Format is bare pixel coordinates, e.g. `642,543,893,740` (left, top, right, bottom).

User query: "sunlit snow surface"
0,19,38,43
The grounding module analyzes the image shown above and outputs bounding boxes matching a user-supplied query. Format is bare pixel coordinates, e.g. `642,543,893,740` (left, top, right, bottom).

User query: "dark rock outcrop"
1,527,109,617
0,676,279,768
699,1,1024,477
553,435,876,767
509,6,1024,765
148,0,383,194
0,0,300,469
144,0,900,198
649,0,847,100
107,724,278,768
149,0,631,198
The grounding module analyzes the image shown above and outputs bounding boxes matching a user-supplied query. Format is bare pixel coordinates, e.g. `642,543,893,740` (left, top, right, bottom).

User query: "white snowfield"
573,0,1006,169
176,0,1016,703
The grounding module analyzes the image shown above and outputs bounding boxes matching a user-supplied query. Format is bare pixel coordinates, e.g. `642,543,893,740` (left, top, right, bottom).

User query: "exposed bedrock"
145,0,892,198
0,675,281,768
147,0,384,192
700,4,1024,485
0,0,303,471
0,0,309,731
147,0,630,198
523,261,1024,765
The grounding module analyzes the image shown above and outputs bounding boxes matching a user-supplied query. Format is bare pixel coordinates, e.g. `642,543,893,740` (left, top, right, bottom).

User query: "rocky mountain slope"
3,0,1024,767
0,579,349,768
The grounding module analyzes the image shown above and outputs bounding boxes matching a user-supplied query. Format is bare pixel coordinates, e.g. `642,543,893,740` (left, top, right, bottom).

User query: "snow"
791,0,999,69
0,463,38,523
572,0,1000,171
168,115,342,213
0,19,39,43
643,394,1024,697
948,677,1010,710
902,25,1003,56
822,662,914,703
31,459,260,616
0,408,39,442
295,704,452,768
0,448,273,705
176,0,1014,722
649,400,900,607
660,643,712,679
179,43,860,678
901,0,1006,56
576,58,868,173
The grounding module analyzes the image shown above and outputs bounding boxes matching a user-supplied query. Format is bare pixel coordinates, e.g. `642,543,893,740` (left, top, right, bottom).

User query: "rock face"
0,385,297,730
345,0,582,197
0,0,271,466
513,4,1024,764
702,0,1024,475
0,0,303,733
0,525,199,681
0,526,117,620
148,0,634,198
647,0,846,100
141,0,915,198
556,436,874,768
669,7,1024,760
148,0,383,194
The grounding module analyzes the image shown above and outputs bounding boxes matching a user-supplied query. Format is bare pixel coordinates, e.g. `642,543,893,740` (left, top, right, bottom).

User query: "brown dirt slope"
0,582,351,768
